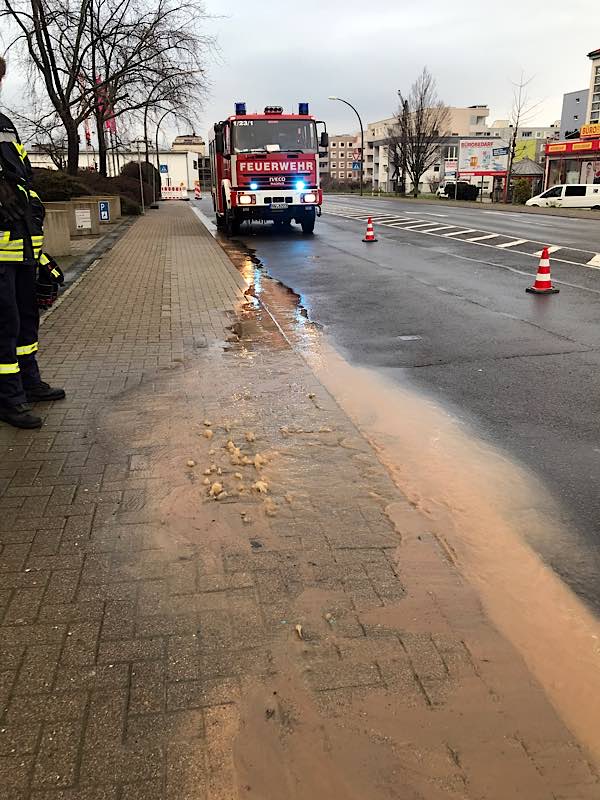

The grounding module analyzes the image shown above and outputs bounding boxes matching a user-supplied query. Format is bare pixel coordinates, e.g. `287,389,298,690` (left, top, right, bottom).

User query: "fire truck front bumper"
231,189,321,219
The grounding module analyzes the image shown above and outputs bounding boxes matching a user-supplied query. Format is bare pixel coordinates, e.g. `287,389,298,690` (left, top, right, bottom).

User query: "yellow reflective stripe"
17,184,28,197
14,142,28,162
0,232,8,245
39,253,49,265
0,363,20,374
1,241,25,250
29,189,40,199
16,342,38,356
0,252,23,261
51,268,60,278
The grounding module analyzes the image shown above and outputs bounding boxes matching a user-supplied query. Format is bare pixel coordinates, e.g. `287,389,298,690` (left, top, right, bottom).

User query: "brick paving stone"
0,202,598,798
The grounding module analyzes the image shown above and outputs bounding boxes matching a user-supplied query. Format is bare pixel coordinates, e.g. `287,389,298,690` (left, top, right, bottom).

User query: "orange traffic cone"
526,248,559,294
362,217,377,243
194,184,201,200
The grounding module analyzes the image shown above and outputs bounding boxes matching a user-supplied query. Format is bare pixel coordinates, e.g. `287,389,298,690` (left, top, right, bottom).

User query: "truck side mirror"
320,131,329,148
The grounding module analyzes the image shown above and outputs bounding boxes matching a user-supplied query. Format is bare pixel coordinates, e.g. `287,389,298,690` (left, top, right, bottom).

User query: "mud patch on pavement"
310,346,600,763
223,241,600,762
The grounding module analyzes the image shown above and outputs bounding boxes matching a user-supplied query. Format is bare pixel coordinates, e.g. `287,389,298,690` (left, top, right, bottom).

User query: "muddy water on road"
229,246,600,762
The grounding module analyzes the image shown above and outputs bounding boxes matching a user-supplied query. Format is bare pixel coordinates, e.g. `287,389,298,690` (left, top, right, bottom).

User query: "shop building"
544,47,600,187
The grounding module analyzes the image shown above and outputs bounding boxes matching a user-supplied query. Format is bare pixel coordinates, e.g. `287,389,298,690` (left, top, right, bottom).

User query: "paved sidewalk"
0,202,598,799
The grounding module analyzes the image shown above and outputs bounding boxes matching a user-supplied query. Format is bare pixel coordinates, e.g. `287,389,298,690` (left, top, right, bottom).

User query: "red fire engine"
209,103,328,235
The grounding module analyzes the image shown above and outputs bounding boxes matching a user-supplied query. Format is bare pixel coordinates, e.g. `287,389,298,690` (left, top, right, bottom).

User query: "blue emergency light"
250,182,258,190
295,180,306,191
299,103,309,115
235,102,246,115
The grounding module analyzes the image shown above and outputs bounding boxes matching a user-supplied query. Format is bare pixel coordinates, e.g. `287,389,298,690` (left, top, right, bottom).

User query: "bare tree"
8,106,68,169
1,0,213,175
504,72,542,201
397,68,450,197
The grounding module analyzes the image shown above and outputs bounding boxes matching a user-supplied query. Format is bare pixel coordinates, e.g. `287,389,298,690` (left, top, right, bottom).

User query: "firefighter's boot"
0,402,42,429
25,381,66,402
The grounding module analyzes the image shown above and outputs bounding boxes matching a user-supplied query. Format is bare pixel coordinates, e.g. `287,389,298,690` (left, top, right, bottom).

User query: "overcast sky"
198,0,599,141
1,0,598,146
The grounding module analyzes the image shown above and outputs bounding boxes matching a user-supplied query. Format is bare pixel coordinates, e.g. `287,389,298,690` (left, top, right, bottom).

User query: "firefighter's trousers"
0,261,41,407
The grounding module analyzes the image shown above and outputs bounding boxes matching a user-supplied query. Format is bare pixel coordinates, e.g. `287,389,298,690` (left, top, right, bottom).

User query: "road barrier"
161,186,186,200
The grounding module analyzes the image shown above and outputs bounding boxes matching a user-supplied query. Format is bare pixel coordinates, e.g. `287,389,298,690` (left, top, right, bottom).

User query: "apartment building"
320,133,361,185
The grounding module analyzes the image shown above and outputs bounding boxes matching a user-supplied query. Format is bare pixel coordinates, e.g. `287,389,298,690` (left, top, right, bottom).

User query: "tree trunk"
66,124,80,175
95,110,108,176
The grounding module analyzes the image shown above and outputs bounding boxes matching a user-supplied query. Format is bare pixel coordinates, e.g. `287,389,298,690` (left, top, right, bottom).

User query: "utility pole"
400,98,408,195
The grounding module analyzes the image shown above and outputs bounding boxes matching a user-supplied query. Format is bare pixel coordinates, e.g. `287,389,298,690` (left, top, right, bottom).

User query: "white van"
526,184,600,209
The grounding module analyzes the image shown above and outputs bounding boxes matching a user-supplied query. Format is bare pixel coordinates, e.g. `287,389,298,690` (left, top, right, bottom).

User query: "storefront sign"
581,124,600,138
546,139,600,155
458,139,508,176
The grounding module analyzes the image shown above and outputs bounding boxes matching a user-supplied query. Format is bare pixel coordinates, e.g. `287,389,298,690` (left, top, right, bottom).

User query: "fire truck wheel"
301,210,315,235
224,207,240,236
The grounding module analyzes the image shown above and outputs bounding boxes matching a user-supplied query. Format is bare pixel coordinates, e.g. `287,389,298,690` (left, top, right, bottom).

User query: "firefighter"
0,55,65,429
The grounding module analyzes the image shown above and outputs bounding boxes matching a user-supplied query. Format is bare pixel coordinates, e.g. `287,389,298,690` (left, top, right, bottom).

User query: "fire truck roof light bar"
299,103,309,115
264,106,283,115
235,102,246,115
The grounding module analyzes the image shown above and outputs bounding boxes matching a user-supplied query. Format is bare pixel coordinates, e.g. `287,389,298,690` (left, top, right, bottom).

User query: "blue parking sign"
98,200,110,222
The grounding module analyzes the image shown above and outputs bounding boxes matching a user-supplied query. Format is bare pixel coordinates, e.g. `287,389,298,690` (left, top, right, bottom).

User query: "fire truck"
209,103,328,236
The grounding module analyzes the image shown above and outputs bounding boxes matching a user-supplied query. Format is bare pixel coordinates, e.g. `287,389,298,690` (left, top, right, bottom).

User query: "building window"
347,172,353,178
330,163,336,169
339,142,345,148
347,142,353,147
522,131,532,138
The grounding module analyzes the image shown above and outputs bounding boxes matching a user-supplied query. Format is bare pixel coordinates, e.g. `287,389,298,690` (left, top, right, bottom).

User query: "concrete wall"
44,210,71,257
45,201,101,237
561,89,589,138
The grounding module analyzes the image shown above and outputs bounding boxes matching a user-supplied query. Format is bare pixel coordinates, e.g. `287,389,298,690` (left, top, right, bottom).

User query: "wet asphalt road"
197,195,600,608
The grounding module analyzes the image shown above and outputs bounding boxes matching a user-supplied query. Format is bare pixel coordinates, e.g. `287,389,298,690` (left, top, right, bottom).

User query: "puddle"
223,238,600,762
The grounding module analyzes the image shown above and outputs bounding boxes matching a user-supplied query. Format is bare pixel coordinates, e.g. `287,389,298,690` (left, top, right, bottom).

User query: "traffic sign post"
352,160,362,171
159,164,169,174
98,200,110,222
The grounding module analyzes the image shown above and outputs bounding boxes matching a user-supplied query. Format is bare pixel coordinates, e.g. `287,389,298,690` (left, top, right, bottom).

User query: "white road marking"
467,233,500,242
532,246,562,257
322,207,598,269
424,225,465,233
402,222,438,230
497,239,528,249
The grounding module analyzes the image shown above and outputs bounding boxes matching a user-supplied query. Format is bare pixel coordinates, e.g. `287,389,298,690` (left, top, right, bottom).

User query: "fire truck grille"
263,197,294,204
241,175,312,189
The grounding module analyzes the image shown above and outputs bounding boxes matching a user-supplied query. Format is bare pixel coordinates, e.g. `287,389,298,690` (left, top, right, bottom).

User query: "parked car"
526,184,600,209
436,181,454,198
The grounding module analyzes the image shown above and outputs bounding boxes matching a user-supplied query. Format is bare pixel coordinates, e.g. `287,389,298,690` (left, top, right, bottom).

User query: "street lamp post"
328,96,364,196
155,109,175,206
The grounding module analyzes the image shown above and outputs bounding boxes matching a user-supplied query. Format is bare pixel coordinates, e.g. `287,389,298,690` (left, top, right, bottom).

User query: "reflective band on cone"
526,248,559,295
362,217,377,243
194,185,201,199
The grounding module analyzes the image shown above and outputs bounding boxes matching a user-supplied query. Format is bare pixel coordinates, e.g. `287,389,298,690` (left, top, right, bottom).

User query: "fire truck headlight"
238,193,255,205
295,180,306,191
250,182,258,190
302,192,317,204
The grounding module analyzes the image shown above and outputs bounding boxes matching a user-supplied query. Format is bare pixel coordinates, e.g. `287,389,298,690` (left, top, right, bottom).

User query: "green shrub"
512,179,532,205
120,196,142,215
121,160,160,199
32,168,91,201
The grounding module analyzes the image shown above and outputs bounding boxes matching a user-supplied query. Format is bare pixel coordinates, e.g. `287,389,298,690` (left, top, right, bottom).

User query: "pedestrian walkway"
0,202,598,799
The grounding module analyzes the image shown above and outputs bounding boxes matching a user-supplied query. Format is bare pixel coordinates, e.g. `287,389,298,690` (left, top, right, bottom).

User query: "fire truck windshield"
232,120,317,153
